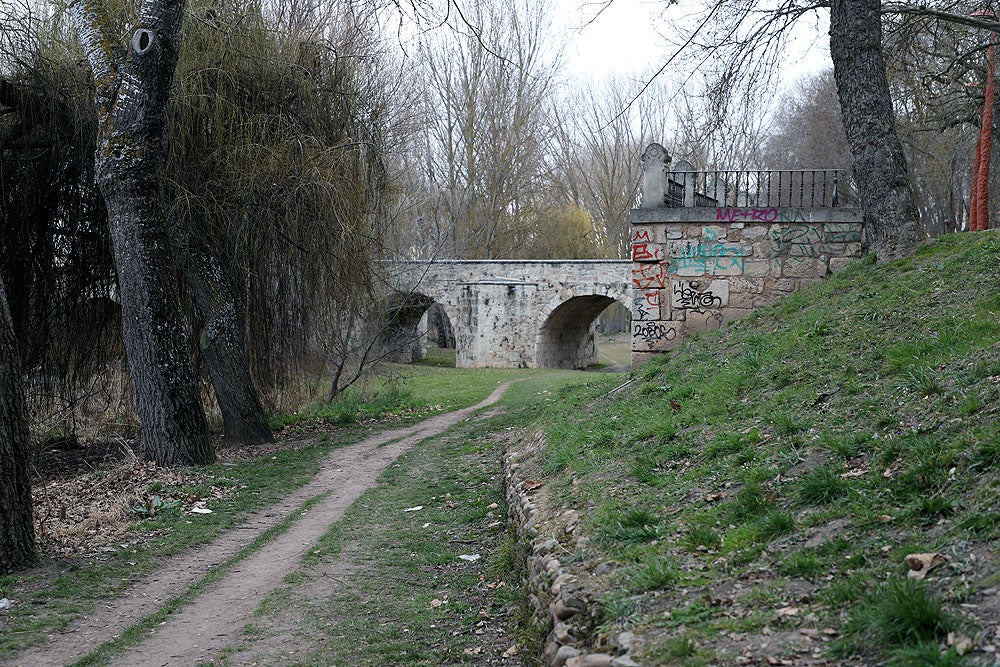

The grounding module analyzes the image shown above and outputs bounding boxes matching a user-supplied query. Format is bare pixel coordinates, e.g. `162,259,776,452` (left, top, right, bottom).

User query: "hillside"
513,232,1000,666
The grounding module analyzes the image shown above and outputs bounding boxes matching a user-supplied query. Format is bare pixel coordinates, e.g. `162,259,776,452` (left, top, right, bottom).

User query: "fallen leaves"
904,552,947,579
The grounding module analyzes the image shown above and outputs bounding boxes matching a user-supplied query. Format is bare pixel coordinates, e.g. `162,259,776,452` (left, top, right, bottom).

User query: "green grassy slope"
532,232,1000,665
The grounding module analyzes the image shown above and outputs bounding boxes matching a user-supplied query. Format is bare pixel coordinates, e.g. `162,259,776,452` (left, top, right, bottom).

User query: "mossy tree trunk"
69,0,213,465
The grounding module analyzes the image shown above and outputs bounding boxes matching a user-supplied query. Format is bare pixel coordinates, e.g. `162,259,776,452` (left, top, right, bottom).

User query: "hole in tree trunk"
132,29,154,55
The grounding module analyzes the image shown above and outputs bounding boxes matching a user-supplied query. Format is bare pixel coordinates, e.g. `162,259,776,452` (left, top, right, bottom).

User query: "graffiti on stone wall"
672,280,723,310
632,290,661,321
668,239,746,274
632,321,677,348
717,208,779,223
632,263,670,289
769,223,824,259
632,242,664,262
671,279,727,332
631,229,655,243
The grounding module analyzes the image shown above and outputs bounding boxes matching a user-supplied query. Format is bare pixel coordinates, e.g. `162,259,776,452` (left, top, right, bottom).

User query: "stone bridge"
385,260,631,368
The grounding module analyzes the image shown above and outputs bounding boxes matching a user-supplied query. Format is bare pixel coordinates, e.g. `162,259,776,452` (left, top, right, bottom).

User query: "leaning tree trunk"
185,243,272,446
829,0,925,262
0,278,36,572
69,0,213,465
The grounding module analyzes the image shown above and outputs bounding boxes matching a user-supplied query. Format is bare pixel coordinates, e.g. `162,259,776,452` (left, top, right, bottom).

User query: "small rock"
534,539,559,555
594,562,614,576
580,654,614,667
554,621,574,643
552,597,586,621
553,645,581,667
611,656,642,667
551,573,574,596
616,631,636,653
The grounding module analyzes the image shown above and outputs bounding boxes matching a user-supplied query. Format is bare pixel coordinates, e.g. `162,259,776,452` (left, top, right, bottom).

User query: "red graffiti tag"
631,243,664,262
631,263,670,289
631,229,654,243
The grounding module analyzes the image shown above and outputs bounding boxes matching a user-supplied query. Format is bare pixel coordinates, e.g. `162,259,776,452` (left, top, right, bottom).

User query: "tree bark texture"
829,0,925,261
69,0,213,465
0,278,36,572
185,243,272,446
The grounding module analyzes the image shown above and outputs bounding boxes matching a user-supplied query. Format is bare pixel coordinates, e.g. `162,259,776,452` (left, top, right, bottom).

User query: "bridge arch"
380,291,460,364
535,287,630,369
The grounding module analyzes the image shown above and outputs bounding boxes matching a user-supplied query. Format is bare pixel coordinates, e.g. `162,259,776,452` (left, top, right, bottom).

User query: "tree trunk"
829,0,925,261
70,0,213,465
0,278,36,572
185,243,272,446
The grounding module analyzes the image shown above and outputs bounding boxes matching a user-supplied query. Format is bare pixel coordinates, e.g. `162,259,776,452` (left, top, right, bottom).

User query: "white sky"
557,0,832,90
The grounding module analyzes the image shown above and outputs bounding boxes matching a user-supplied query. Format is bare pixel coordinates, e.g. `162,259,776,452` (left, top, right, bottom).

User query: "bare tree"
550,75,674,258
760,69,853,171
68,0,213,465
617,0,931,259
416,0,561,259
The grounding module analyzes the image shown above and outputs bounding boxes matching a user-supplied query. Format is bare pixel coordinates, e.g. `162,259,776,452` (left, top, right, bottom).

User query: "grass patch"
531,232,1000,664
839,579,958,656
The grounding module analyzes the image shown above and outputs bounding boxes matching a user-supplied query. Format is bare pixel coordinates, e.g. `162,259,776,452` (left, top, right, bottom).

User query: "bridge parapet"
631,145,864,366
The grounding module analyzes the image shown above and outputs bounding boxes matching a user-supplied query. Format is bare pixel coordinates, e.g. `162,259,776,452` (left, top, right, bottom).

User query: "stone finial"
640,143,671,208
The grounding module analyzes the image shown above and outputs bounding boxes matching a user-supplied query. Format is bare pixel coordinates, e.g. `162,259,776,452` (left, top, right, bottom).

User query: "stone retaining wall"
504,433,642,667
629,206,864,366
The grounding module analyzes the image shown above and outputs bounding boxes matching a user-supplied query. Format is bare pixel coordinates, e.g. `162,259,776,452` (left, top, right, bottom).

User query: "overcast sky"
557,0,832,89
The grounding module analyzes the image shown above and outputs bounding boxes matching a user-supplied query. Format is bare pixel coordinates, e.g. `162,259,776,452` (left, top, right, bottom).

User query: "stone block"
671,262,707,277
666,239,745,258
742,260,771,277
630,225,663,246
728,292,755,309
631,241,664,263
823,222,863,243
671,279,729,309
729,277,765,294
631,263,670,289
680,310,726,335
829,257,856,273
774,278,798,292
740,225,768,241
713,259,746,276
703,225,727,240
631,289,663,321
731,222,745,229
631,320,680,351
779,256,828,278
828,241,862,257
664,229,683,240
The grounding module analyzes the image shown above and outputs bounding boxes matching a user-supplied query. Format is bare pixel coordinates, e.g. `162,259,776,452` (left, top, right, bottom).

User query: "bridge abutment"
630,146,864,366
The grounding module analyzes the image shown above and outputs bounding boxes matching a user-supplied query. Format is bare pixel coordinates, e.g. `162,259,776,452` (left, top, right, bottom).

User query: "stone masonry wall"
629,206,864,366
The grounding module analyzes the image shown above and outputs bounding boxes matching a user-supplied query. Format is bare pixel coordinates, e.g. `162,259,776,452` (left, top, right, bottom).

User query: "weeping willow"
0,0,401,442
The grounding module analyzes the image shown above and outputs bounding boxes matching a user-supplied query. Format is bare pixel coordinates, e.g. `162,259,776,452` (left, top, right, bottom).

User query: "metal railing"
664,169,850,208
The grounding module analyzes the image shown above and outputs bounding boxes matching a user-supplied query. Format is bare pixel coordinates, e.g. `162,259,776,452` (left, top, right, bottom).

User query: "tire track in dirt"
10,380,518,667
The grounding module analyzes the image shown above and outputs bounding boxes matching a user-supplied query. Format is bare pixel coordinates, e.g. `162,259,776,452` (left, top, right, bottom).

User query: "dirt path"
11,381,518,667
